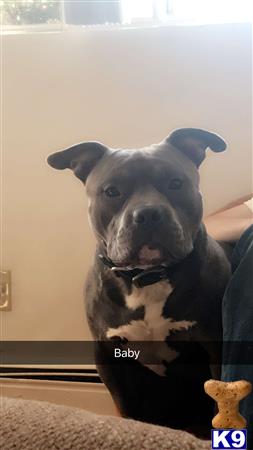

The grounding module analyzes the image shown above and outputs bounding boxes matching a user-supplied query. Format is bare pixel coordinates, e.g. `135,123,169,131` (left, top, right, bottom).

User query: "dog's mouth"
106,236,195,270
109,244,177,270
106,228,193,269
137,245,163,266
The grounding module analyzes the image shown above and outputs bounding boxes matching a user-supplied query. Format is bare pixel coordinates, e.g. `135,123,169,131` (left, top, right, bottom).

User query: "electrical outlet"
0,270,11,311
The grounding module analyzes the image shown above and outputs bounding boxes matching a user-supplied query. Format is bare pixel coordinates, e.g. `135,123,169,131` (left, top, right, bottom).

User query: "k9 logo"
211,430,247,449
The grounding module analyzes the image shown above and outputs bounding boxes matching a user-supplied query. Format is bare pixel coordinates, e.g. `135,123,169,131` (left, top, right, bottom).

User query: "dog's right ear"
166,128,226,167
47,142,109,183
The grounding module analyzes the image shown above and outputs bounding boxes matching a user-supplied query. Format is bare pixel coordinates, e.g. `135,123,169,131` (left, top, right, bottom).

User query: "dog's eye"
168,178,183,190
104,186,120,197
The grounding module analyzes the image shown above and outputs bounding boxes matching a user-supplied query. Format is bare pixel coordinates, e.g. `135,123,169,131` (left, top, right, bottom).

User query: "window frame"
1,0,252,35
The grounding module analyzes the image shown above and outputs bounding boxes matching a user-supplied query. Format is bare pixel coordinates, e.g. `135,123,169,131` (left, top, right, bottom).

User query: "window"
1,0,62,26
1,0,252,32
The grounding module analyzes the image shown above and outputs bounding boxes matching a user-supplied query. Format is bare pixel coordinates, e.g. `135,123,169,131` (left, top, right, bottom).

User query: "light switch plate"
0,270,11,311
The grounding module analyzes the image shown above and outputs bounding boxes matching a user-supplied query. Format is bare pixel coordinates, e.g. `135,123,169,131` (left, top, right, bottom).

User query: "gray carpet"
0,396,211,450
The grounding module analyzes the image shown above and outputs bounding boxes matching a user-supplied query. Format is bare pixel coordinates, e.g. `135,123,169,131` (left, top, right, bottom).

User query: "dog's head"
48,128,226,268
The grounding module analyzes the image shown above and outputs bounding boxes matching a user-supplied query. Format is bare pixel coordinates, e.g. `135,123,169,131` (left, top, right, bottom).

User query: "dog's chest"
106,281,195,341
106,280,196,376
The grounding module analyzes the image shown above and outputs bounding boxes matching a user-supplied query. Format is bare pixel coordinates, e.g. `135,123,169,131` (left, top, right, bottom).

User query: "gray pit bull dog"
48,128,232,437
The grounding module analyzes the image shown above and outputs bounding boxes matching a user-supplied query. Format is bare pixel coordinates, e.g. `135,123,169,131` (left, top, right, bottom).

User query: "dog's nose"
132,206,165,225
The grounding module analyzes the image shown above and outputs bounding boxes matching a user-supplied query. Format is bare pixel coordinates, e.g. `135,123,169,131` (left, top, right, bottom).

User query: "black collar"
98,254,170,288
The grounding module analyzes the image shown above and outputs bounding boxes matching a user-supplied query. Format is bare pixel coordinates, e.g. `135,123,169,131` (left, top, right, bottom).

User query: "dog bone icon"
204,379,252,429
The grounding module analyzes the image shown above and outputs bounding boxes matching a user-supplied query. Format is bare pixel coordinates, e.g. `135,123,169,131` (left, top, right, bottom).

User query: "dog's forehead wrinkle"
89,148,198,190
87,142,198,189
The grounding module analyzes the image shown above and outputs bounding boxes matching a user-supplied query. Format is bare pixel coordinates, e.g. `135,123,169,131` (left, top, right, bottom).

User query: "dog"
48,128,231,437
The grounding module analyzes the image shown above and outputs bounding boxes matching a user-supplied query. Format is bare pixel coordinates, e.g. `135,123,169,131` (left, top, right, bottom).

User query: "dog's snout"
132,206,165,226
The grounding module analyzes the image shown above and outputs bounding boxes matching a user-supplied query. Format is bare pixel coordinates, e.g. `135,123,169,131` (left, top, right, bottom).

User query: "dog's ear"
47,142,108,182
166,128,226,167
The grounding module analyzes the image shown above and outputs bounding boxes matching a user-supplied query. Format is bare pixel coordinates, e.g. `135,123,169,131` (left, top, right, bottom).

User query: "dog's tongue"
138,245,161,264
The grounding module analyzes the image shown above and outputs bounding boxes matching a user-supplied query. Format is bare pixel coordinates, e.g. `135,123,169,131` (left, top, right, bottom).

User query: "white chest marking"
125,280,173,310
106,280,196,375
106,281,195,342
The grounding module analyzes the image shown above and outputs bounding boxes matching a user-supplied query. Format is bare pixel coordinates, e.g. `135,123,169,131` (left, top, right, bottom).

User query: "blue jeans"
222,225,253,449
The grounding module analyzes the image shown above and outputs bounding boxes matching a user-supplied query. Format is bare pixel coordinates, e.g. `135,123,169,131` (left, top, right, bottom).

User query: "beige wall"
2,23,252,340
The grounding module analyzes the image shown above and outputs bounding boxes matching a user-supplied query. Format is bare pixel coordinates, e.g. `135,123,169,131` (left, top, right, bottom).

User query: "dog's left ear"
166,128,226,167
47,142,109,183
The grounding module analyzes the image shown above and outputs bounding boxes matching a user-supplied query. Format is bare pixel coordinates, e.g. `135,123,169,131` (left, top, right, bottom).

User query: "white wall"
2,23,252,340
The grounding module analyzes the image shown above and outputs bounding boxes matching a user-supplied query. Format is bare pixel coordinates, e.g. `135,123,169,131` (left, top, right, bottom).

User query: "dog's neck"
98,255,174,288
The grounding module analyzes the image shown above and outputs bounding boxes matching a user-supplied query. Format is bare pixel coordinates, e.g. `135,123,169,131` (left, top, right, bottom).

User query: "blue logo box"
211,429,247,449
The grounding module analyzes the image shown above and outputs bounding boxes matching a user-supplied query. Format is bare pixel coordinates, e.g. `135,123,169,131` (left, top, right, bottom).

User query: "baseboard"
0,376,118,416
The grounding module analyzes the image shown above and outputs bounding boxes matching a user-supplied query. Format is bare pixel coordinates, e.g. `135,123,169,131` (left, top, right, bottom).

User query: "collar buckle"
98,254,170,288
132,267,168,288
